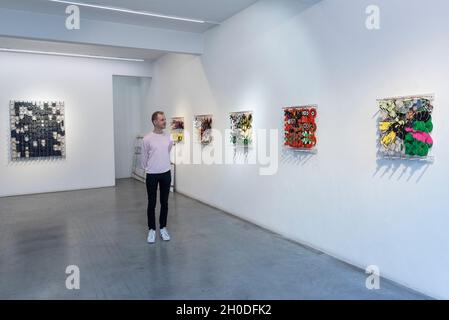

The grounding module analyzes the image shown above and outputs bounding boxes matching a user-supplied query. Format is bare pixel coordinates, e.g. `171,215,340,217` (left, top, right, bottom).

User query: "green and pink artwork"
378,95,434,159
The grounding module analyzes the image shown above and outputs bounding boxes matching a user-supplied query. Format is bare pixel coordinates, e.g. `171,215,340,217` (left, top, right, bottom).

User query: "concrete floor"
0,179,428,300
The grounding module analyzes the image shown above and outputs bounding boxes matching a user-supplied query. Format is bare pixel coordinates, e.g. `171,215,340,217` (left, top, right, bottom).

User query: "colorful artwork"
230,111,253,146
378,95,434,159
194,115,213,145
284,106,317,150
170,117,185,143
9,100,66,161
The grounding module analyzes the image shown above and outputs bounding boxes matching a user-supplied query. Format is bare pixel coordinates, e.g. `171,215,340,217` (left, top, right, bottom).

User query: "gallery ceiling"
0,0,260,33
0,0,322,62
0,36,166,61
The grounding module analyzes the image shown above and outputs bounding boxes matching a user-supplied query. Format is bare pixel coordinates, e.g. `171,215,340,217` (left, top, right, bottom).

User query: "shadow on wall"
373,159,431,183
280,148,315,166
7,158,65,167
233,147,251,163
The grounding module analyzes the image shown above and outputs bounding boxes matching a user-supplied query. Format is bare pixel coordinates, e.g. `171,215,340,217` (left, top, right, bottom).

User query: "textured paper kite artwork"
378,95,434,159
9,100,66,161
230,111,253,146
284,106,317,151
194,115,213,145
171,117,185,143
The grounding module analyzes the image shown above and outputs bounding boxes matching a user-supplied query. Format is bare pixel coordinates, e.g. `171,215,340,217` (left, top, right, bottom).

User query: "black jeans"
146,170,171,230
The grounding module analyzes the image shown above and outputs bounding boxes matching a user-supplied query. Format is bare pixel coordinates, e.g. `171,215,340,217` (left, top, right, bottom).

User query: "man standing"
141,111,173,244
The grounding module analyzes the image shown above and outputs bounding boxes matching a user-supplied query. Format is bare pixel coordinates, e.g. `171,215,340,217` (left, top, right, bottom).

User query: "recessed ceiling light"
0,48,145,62
48,0,215,24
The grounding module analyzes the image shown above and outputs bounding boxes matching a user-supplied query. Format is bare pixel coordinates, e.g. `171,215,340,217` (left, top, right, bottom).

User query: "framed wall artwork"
9,100,66,162
378,94,434,160
230,111,253,147
283,105,318,151
194,114,213,145
170,117,185,143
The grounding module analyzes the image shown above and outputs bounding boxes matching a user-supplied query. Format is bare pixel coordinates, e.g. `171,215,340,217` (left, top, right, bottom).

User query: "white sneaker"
160,228,171,241
147,229,156,244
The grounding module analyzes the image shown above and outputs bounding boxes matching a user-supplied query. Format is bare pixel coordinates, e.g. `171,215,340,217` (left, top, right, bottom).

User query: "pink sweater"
141,132,174,174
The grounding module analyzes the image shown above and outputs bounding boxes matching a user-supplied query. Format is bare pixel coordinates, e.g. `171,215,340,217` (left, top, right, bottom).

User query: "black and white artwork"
9,101,66,161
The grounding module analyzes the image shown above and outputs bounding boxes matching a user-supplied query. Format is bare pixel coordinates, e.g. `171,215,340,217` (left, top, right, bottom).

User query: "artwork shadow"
280,148,316,166
7,157,65,167
232,146,252,163
373,153,432,183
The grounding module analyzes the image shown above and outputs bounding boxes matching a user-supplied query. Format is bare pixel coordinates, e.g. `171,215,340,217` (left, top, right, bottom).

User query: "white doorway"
113,75,152,179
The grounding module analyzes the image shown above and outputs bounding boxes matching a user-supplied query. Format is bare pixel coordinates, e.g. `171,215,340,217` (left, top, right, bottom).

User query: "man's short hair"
152,111,165,124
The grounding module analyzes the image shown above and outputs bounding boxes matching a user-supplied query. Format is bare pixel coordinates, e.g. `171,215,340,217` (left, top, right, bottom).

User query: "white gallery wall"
147,0,449,298
0,51,152,197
